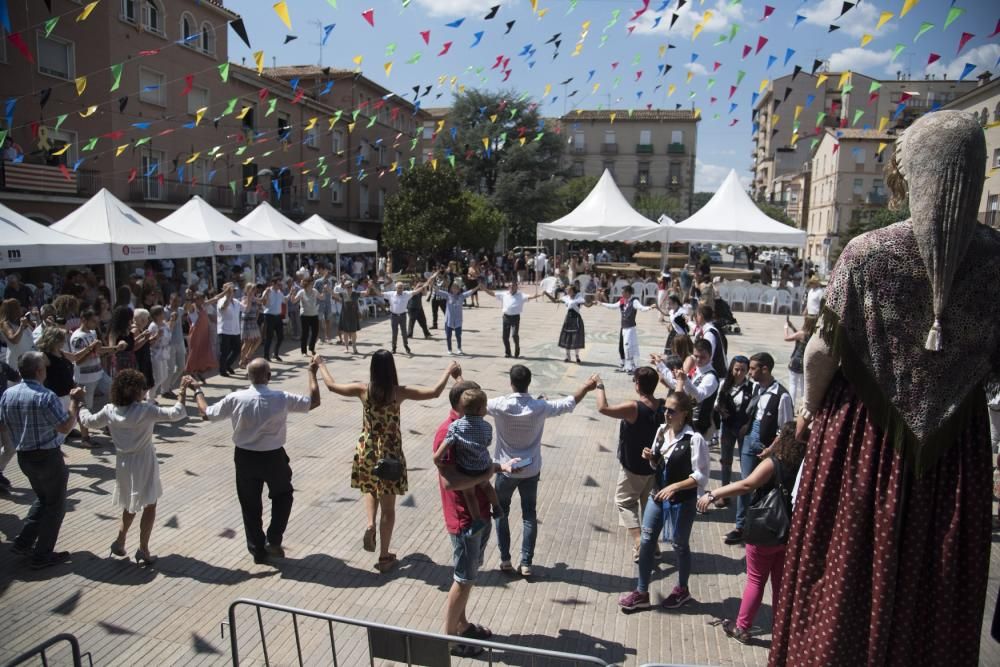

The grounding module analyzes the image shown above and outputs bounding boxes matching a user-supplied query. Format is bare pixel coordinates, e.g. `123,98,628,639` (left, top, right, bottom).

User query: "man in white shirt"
659,339,720,438
215,283,242,377
196,356,321,563
164,293,187,396
69,309,120,445
534,252,547,279
694,305,727,378
481,283,543,358
805,277,825,316
488,364,598,576
261,276,286,363
385,276,433,356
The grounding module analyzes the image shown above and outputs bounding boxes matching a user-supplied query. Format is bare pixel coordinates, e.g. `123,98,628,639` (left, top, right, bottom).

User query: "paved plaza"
1,292,998,666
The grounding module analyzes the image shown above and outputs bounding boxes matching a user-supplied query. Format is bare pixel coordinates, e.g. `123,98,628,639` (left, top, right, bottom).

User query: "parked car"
708,250,723,264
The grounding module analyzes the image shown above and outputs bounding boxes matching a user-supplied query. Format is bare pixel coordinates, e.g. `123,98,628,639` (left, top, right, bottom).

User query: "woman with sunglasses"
619,391,708,612
713,355,755,507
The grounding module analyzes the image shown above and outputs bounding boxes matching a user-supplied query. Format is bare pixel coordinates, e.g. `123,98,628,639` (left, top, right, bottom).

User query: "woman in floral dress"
317,351,461,572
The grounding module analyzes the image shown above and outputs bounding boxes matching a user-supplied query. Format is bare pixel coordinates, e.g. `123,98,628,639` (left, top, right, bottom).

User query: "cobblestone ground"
1,291,998,666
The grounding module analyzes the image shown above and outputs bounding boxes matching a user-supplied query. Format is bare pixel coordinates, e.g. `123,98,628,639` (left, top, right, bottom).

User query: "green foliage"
754,199,796,227
382,165,470,258
461,192,506,250
634,193,685,222
691,192,713,215
551,176,599,218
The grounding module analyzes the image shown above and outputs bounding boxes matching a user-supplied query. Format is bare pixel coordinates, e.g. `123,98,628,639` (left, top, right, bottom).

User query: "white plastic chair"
775,289,794,315
611,278,628,300
643,282,659,305
759,288,778,314
745,284,764,311
729,286,749,311
630,281,646,299
717,284,733,302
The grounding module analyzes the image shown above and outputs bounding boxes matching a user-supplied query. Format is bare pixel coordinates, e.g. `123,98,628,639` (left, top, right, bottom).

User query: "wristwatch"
706,491,716,502
596,383,605,390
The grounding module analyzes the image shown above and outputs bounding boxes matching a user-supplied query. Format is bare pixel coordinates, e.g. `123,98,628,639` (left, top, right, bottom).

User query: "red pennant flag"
868,92,879,105
58,164,72,181
729,119,739,126
988,19,1000,39
390,107,400,119
646,103,653,110
742,44,752,58
957,32,974,54
502,57,510,69
710,96,717,103
361,9,374,27
611,62,619,69
502,69,511,81
258,87,269,101
832,143,840,154
8,32,34,63
157,173,165,188
128,168,137,183
358,99,369,110
899,92,912,103
761,5,775,20
102,130,126,140
30,122,40,139
438,41,452,56
729,85,737,99
373,99,386,110
927,53,941,65
181,74,194,96
756,36,768,55
138,50,160,57
158,128,176,136
713,61,721,71
420,30,430,44
292,89,305,104
492,54,504,69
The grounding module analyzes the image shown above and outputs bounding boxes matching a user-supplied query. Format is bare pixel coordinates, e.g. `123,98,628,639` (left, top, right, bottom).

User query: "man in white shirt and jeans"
488,364,598,576
196,356,321,563
481,283,543,358
216,284,242,378
385,277,433,356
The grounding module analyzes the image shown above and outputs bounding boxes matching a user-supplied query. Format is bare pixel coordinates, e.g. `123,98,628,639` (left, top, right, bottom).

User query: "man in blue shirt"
0,351,82,569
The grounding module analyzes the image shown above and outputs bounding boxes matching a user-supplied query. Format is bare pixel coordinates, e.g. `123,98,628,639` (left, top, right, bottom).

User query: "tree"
690,192,713,215
551,175,599,219
754,199,797,227
460,192,506,251
634,193,685,222
383,165,470,260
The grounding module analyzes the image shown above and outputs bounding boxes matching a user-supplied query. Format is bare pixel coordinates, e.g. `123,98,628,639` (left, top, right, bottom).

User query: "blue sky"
226,0,999,191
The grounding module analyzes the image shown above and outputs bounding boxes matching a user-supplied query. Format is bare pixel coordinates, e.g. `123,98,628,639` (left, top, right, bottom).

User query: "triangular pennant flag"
891,44,905,61
230,18,251,49
914,22,934,42
272,1,292,30
755,35,768,55
8,32,34,63
828,24,840,33
839,2,854,17
253,50,264,74
39,88,51,108
900,0,917,18
76,1,98,22
927,52,940,65
958,62,976,80
218,62,230,82
43,16,58,37
110,63,123,91
181,74,194,96
860,34,872,47
957,32,974,54
118,96,128,112
811,59,823,75
362,8,374,27
284,34,297,44
74,76,87,96
944,7,964,30
876,11,893,30
784,48,795,67
793,14,805,28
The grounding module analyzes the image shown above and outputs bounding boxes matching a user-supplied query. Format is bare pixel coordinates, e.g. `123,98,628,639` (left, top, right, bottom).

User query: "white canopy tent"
238,201,337,278
301,215,377,277
536,169,662,242
634,169,807,248
0,202,111,270
159,196,285,284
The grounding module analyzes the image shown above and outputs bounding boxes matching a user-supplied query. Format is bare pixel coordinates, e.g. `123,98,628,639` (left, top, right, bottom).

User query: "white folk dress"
79,401,186,512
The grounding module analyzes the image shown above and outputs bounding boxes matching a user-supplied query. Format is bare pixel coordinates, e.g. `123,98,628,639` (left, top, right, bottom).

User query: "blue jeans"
445,326,463,351
450,523,491,584
494,473,539,565
638,494,696,592
736,424,765,530
15,449,69,558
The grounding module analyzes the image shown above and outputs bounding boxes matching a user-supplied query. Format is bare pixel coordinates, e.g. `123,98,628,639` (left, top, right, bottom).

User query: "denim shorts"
449,523,491,584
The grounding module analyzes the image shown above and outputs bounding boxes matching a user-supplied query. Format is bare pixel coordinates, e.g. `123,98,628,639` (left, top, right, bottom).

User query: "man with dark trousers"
261,276,286,362
196,356,321,563
407,289,432,340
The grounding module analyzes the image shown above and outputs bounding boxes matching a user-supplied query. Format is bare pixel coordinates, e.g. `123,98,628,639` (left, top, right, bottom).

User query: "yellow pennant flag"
112,144,128,157
572,43,583,56
194,107,207,126
876,11,894,30
384,62,393,77
272,1,292,30
759,79,769,93
353,55,364,66
519,137,526,146
692,23,704,40
305,117,317,130
837,72,851,89
790,133,799,146
592,82,600,93
245,176,254,187
482,137,490,150
236,106,251,120
668,83,676,96
609,112,617,124
877,142,888,154
489,113,498,122
243,157,255,165
860,34,873,47
542,84,551,97
816,74,829,88
658,45,667,58
76,1,99,22
253,51,264,75
436,120,445,134
431,158,438,170
794,105,803,121
75,76,87,96
186,152,201,164
79,105,98,117
686,70,694,83
328,117,336,131
390,161,397,171
450,76,458,86
531,0,538,12
900,0,917,19
703,10,714,22
51,143,71,157
347,122,355,133
693,108,701,119
878,116,889,132
772,114,780,127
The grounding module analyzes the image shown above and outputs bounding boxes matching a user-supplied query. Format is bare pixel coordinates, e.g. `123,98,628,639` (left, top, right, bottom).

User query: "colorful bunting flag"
76,1,99,22
273,1,292,30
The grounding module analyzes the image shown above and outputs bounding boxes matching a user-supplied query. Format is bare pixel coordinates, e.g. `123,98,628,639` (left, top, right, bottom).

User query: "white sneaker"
456,349,465,356
447,349,455,355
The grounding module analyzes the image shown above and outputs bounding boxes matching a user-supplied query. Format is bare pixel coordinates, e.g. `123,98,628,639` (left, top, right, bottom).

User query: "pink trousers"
737,543,786,631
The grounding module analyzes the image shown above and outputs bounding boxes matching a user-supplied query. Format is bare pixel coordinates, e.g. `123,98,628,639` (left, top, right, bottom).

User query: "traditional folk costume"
601,295,654,373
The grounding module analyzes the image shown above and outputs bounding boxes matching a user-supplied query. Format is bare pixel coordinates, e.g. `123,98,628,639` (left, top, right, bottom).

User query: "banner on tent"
218,243,247,254
2,248,25,266
286,241,307,251
119,245,157,258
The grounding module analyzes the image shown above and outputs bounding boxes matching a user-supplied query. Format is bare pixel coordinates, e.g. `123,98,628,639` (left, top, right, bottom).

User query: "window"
36,33,74,80
181,12,196,46
602,160,615,177
332,130,344,154
981,107,989,127
331,179,344,204
572,131,585,152
670,130,683,144
306,178,320,201
637,164,650,186
143,0,165,36
142,149,165,201
855,148,865,166
994,148,1000,168
570,162,584,177
241,100,256,131
44,127,77,167
853,178,863,198
139,68,166,106
360,141,370,162
987,194,998,227
994,102,1000,123
304,127,318,149
121,0,136,24
360,184,370,218
873,178,885,195
422,122,434,140
276,113,291,143
639,130,652,145
395,150,402,168
669,162,681,186
188,158,209,197
377,144,386,165
200,23,215,55
603,129,616,144
187,87,209,116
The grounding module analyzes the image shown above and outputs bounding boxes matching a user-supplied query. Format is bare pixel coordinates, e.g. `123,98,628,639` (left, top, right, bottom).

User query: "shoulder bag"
372,435,403,482
743,459,792,547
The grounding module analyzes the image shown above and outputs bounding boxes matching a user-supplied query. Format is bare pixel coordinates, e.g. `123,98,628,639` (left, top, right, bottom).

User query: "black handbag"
744,459,792,547
373,457,403,482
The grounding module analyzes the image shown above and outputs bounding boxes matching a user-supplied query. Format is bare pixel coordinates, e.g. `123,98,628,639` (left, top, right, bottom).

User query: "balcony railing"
128,178,235,209
0,162,104,198
667,143,686,155
636,144,654,154
865,191,887,205
571,145,586,154
600,143,618,154
635,175,650,187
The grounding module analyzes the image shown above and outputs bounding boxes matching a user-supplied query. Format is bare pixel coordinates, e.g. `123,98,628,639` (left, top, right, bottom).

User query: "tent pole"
105,263,116,300
186,258,193,288
251,255,256,284
211,256,218,290
282,253,287,279
336,251,341,280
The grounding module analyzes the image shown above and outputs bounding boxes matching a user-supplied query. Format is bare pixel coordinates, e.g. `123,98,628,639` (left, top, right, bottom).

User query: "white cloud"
685,62,709,77
925,44,1000,81
413,0,515,19
800,0,891,39
632,0,744,38
827,47,896,77
696,159,750,192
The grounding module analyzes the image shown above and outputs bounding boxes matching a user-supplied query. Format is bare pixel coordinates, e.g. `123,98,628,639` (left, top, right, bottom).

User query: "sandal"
461,624,492,640
450,643,484,658
363,526,376,552
375,553,397,573
722,619,752,645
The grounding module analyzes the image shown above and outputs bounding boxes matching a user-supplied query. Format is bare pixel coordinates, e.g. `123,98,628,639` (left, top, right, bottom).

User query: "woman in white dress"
78,369,194,565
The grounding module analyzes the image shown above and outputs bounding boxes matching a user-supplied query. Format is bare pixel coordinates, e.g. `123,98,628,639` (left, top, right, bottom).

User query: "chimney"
977,71,993,86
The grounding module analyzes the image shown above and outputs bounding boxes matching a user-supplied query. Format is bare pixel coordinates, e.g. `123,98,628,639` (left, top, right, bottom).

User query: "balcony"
635,144,654,154
362,205,383,222
635,175,650,187
600,143,618,155
0,162,103,198
667,177,682,189
571,145,586,154
667,143,686,155
128,178,235,209
865,191,887,205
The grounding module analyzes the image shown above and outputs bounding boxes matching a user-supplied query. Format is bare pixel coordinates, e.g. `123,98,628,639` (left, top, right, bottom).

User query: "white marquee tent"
536,169,662,242
634,169,807,248
159,196,284,257
301,215,378,254
52,189,214,261
238,202,338,254
0,202,111,269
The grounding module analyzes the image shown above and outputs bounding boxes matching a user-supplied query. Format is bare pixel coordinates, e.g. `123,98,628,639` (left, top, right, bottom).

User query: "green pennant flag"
223,98,238,115
810,139,819,150
612,76,621,88
266,98,277,116
631,54,641,65
235,146,247,156
448,155,456,168
913,23,933,42
351,109,361,121
366,114,377,128
816,112,827,126
0,130,6,149
842,83,853,94
533,132,544,141
54,114,68,131
406,52,422,64
322,177,329,187
82,137,98,151
891,43,905,61
714,35,727,46
229,181,237,195
517,91,530,102
627,108,634,117
333,110,343,124
736,70,746,85
409,157,415,169
707,78,716,89
135,137,150,147
385,43,397,56
852,108,865,125
319,164,327,176
44,17,59,37
410,137,418,149
261,150,274,157
110,63,123,92
208,145,220,156
728,23,739,42
218,63,230,83
944,7,964,30
792,121,800,133
869,80,882,93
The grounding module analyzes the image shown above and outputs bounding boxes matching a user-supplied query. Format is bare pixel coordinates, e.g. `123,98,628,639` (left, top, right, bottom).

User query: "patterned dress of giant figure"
769,111,1000,666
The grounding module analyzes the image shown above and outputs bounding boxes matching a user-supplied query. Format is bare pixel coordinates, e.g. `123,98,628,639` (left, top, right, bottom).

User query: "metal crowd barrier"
222,597,614,666
4,633,92,667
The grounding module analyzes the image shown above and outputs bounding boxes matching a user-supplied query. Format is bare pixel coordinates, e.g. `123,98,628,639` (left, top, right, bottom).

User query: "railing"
667,143,686,154
4,633,92,667
572,145,586,154
127,178,235,208
223,598,614,667
0,162,103,198
600,143,618,154
865,191,887,205
636,144,654,154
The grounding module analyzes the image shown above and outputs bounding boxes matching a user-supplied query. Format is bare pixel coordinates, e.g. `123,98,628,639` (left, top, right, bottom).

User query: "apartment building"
772,167,811,230
560,109,699,216
807,129,895,271
0,0,425,239
752,71,977,202
941,74,1000,228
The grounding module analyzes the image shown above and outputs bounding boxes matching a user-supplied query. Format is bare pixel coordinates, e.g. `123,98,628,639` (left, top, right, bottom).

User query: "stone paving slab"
1,293,997,666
